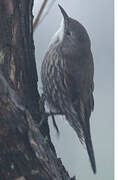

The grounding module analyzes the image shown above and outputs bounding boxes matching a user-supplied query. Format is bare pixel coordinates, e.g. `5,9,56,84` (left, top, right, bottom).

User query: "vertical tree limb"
0,0,76,179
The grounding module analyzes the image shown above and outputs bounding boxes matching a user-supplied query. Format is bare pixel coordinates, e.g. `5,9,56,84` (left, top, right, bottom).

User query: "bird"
41,5,96,173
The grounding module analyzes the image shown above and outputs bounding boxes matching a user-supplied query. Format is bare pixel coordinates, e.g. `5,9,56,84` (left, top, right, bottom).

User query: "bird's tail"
68,101,96,173
73,117,96,173
82,120,96,174
75,99,96,173
65,100,96,173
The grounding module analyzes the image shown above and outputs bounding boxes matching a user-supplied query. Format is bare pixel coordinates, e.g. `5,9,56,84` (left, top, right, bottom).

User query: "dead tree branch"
33,0,57,30
33,0,48,30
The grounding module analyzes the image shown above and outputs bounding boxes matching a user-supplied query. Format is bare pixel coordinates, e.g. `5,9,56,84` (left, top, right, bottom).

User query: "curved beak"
58,4,69,20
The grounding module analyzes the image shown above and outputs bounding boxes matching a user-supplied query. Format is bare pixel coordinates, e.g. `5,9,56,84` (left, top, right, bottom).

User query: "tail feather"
76,117,96,173
83,122,96,173
65,100,96,173
73,99,96,173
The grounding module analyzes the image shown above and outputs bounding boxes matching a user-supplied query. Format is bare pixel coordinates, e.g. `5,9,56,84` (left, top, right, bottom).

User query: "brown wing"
64,50,94,106
63,49,96,173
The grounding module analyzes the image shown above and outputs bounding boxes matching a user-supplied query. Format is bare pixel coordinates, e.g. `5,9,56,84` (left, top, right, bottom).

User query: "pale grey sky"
33,0,114,179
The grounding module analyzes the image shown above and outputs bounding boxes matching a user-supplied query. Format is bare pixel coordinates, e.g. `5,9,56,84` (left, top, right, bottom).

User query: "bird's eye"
79,33,87,41
66,31,72,36
79,34,84,41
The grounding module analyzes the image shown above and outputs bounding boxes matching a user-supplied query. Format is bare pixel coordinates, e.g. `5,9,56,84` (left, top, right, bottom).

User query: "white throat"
48,19,64,47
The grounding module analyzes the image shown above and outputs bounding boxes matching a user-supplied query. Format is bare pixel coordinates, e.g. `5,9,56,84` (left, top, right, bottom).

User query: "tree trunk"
0,0,75,180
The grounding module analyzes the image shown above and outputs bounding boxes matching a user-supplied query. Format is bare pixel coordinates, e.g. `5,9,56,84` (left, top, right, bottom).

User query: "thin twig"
33,0,48,30
33,0,57,30
39,0,57,24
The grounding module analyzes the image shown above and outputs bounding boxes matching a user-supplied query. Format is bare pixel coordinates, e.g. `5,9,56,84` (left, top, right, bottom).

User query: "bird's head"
58,5,91,51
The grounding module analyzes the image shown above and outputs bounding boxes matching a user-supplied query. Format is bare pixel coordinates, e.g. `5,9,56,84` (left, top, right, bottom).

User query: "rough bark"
0,1,76,180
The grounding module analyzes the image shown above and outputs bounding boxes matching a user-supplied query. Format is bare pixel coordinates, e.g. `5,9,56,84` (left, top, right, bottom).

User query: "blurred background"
33,0,114,179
